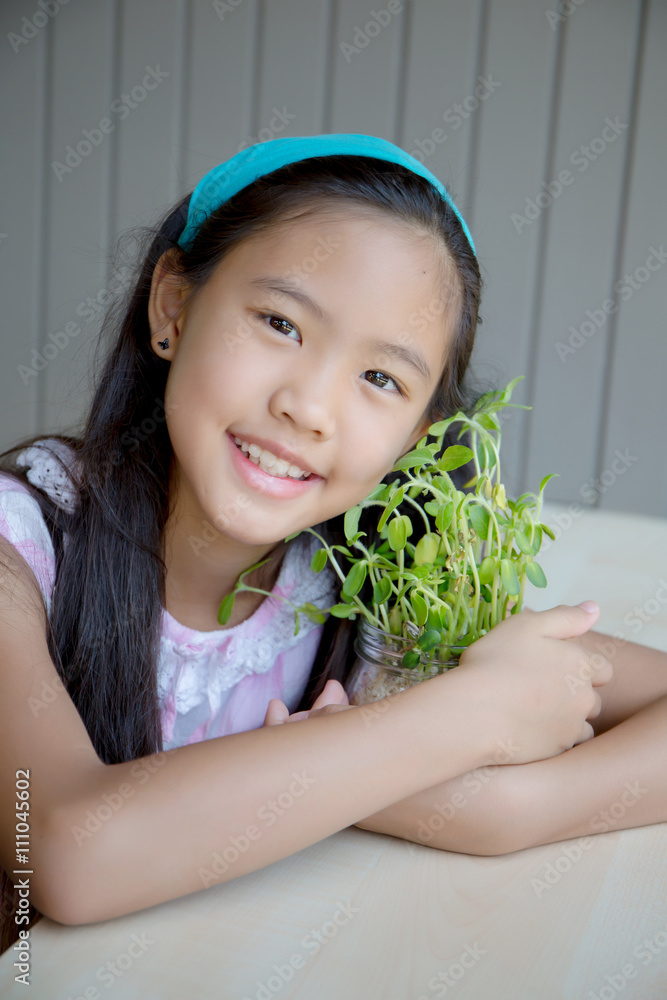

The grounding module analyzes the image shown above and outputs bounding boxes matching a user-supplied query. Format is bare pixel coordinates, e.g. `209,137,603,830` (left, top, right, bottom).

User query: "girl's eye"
364,371,404,396
257,312,301,342
255,312,403,396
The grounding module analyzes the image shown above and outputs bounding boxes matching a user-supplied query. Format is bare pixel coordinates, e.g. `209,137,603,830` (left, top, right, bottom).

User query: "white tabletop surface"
1,501,666,999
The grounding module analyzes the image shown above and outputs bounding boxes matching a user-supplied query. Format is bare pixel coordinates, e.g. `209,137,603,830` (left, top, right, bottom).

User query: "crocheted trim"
160,531,340,690
14,438,81,512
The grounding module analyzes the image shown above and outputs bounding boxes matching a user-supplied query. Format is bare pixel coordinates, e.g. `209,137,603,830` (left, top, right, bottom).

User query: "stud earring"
157,338,169,350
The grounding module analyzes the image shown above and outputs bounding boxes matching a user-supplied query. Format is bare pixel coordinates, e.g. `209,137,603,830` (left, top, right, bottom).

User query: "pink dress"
0,438,339,750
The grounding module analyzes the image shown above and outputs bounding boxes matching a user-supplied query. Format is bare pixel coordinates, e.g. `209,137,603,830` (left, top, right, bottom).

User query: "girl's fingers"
263,698,290,726
263,682,352,727
288,704,354,722
309,679,350,711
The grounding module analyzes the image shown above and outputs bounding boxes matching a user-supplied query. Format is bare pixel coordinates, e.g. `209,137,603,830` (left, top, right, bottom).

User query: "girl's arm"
349,628,667,852
571,629,667,734
354,684,667,857
0,538,607,926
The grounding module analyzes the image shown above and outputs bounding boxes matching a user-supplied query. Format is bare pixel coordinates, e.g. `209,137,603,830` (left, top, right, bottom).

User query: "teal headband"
177,132,476,257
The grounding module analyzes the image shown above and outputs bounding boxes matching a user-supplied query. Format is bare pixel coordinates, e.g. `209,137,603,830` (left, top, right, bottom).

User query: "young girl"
0,133,663,951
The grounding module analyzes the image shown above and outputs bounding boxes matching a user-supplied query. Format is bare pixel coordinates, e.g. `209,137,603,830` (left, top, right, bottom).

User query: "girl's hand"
263,679,353,726
456,601,613,763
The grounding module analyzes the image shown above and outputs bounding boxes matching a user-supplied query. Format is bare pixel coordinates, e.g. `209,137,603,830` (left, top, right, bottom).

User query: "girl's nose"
269,365,338,439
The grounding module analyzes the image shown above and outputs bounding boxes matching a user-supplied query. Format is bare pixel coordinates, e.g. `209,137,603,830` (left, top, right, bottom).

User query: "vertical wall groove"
103,0,121,285
34,21,53,434
517,14,568,494
321,0,337,133
393,0,411,147
593,0,648,500
172,0,192,201
462,0,490,224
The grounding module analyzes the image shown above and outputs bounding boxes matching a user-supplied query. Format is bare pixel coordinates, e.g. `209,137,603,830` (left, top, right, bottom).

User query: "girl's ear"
147,249,190,360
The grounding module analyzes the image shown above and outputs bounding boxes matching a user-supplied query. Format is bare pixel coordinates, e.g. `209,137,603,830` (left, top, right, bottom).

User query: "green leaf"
417,628,441,651
498,374,525,402
425,416,455,437
500,559,521,597
387,516,408,552
364,482,391,503
476,412,501,432
301,602,327,624
437,445,474,472
283,530,304,543
377,486,404,532
432,475,454,494
217,592,235,626
401,649,421,669
514,530,536,555
310,548,329,573
435,501,454,533
330,603,358,618
392,447,435,471
407,483,423,498
526,561,547,588
477,556,496,585
468,505,490,539
539,473,559,494
343,505,362,542
411,591,428,626
532,524,543,553
424,501,440,516
373,577,392,606
541,522,556,541
342,561,367,598
427,605,444,630
413,532,440,566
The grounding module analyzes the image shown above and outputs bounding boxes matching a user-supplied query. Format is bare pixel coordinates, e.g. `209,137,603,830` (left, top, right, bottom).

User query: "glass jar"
345,618,467,706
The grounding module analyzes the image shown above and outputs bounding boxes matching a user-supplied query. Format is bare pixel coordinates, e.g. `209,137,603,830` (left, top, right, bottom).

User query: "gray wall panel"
0,0,663,517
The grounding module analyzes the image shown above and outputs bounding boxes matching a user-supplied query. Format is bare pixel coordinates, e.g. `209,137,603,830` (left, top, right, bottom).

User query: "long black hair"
0,154,482,950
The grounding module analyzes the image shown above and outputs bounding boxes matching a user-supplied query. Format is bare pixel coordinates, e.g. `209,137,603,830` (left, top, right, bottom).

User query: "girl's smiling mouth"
226,432,324,498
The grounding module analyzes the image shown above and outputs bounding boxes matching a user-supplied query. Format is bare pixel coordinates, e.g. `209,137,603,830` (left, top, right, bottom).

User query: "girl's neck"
162,521,290,633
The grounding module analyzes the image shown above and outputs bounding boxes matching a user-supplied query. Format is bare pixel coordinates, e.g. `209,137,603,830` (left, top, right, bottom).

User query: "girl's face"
149,204,460,548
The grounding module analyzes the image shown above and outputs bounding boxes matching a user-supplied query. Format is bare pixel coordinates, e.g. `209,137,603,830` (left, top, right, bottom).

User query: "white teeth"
234,437,309,480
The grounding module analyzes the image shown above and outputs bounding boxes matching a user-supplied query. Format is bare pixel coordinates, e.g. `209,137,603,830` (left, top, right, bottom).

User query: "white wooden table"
1,502,666,999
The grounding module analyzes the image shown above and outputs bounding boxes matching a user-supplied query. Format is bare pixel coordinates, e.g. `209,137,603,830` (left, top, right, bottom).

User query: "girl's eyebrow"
250,276,329,323
249,275,432,386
